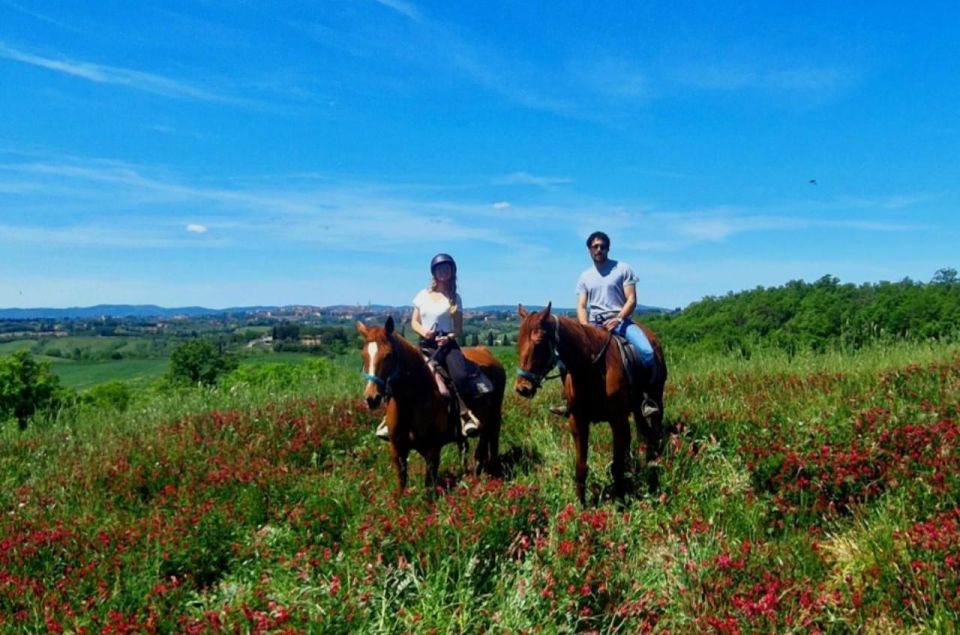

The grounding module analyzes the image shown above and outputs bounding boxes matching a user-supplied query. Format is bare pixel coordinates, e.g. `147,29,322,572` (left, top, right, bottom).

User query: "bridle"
361,335,402,397
516,314,614,389
516,314,562,389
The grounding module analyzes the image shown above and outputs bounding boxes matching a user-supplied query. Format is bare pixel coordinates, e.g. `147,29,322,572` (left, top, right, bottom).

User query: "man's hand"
435,334,453,346
602,317,622,331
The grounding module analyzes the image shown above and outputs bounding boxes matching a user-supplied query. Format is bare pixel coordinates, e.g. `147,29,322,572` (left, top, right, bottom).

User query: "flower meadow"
2,344,960,633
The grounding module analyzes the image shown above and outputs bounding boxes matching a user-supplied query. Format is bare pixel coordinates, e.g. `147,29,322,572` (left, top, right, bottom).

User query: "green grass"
50,358,170,389
50,351,329,389
0,339,38,354
3,340,960,633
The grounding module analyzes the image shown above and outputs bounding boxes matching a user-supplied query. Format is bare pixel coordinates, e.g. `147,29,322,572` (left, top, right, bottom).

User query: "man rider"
552,230,659,416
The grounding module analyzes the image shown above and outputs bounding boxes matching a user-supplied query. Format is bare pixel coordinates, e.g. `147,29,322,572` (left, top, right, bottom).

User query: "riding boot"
637,362,660,417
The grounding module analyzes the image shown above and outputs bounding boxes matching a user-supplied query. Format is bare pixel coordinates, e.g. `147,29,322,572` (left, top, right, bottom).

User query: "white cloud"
492,201,510,209
186,223,208,234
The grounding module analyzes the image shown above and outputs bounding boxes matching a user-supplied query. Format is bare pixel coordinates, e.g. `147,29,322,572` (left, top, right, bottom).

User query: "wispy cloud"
0,1,76,31
494,171,573,189
654,209,915,246
676,63,852,94
372,0,422,22
0,157,534,250
0,156,923,261
838,194,929,210
0,41,232,102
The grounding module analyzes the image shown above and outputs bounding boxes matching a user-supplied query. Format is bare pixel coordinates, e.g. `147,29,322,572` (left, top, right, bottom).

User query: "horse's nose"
514,380,534,398
365,394,382,409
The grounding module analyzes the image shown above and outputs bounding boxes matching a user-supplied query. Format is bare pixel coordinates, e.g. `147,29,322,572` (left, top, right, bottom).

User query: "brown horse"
356,316,506,495
515,303,667,504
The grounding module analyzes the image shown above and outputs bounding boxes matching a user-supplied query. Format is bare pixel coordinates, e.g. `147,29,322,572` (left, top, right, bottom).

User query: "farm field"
46,351,331,389
1,341,959,633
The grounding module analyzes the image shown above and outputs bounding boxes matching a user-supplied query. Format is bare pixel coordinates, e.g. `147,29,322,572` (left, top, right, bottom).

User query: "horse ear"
385,315,395,335
355,321,368,337
518,304,528,318
543,301,552,318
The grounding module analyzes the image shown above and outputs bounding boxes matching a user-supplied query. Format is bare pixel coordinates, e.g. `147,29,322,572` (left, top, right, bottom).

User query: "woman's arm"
452,307,463,340
411,307,435,340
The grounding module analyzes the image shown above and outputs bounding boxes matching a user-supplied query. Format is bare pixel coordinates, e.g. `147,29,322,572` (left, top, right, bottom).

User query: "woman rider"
375,253,486,440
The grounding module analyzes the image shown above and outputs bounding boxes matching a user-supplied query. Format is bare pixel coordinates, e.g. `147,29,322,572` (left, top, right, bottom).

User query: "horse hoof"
375,419,390,441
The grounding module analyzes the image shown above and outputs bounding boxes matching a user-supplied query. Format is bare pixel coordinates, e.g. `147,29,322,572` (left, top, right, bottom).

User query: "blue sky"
1,1,957,310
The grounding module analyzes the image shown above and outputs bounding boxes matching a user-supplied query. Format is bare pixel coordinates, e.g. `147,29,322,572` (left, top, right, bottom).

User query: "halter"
361,335,402,396
515,314,613,388
516,314,562,388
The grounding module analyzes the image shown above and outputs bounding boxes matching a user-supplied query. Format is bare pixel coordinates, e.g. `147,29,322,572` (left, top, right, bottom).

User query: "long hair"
429,273,459,315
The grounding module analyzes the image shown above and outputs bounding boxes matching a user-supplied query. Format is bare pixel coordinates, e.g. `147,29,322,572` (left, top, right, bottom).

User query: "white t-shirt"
413,289,462,334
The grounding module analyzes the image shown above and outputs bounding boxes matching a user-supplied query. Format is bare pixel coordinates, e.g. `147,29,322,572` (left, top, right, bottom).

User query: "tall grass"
2,341,959,633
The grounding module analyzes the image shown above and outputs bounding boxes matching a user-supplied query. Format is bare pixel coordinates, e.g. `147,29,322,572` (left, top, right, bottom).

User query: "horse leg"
569,414,590,505
474,406,502,477
390,442,409,497
423,445,441,497
611,416,631,501
486,412,502,477
634,391,665,495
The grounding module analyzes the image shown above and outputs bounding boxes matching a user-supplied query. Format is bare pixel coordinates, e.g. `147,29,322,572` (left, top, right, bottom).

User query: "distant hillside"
0,305,278,319
0,303,673,320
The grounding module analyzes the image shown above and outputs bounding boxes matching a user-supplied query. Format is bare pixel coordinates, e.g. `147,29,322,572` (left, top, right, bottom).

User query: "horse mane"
389,331,435,390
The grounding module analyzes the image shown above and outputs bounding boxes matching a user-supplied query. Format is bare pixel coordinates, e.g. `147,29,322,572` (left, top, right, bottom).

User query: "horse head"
515,302,559,398
355,315,401,409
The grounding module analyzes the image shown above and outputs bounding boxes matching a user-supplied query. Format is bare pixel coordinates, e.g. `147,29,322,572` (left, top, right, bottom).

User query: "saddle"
611,335,645,394
422,351,456,399
421,350,494,403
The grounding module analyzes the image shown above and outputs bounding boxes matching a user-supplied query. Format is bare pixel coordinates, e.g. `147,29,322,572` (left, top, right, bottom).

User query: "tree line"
643,269,960,356
2,270,957,429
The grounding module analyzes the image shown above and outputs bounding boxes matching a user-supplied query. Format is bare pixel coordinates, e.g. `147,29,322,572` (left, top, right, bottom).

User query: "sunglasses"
589,243,609,251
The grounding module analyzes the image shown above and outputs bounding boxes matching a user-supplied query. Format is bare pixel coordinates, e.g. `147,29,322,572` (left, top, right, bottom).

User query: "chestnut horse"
356,316,506,495
515,303,667,504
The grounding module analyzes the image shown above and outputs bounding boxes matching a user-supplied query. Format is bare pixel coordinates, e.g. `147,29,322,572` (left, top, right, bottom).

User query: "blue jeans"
613,320,657,381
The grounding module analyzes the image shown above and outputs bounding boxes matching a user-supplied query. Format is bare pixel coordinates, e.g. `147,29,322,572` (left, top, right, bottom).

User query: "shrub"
166,339,238,387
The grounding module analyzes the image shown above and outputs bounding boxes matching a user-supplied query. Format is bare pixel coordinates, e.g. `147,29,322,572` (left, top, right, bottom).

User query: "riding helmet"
430,253,457,273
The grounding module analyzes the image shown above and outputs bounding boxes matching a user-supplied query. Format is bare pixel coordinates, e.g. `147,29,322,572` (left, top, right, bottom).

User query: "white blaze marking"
365,342,379,377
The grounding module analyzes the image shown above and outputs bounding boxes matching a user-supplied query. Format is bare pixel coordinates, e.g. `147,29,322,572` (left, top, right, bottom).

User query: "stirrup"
375,418,390,441
641,398,659,418
461,410,480,438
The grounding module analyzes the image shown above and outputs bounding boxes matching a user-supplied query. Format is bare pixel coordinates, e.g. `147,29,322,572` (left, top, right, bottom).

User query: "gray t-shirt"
575,259,639,322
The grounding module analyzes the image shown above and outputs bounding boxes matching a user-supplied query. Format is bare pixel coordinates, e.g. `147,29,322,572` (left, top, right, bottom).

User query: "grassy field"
47,351,329,389
1,341,959,633
50,358,170,389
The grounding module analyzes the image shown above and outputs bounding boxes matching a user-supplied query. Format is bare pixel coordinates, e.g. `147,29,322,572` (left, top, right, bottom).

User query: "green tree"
0,351,60,430
933,267,958,286
167,339,238,386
